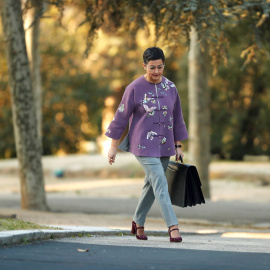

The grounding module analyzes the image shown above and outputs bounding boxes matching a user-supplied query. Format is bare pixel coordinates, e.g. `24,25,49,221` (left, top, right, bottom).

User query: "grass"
0,218,58,231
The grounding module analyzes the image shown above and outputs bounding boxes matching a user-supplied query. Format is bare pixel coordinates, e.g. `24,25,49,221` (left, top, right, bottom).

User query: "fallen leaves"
77,248,89,252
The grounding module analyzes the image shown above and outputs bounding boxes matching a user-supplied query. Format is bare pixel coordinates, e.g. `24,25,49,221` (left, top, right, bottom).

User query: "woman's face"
143,59,164,83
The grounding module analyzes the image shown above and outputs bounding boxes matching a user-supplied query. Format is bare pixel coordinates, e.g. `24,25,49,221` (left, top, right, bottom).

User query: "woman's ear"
143,63,147,70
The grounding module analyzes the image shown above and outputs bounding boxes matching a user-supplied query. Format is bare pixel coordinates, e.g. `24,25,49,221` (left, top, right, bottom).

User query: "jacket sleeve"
173,89,188,141
105,87,135,140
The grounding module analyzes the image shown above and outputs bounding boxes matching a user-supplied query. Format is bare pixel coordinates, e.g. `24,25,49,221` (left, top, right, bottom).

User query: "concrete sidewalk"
1,154,270,247
2,222,270,253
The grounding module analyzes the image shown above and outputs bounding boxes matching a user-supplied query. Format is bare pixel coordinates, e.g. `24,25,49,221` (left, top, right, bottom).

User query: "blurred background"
0,1,269,228
1,3,270,160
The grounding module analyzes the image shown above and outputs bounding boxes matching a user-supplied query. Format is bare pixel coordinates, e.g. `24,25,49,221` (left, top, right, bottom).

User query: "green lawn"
0,218,58,231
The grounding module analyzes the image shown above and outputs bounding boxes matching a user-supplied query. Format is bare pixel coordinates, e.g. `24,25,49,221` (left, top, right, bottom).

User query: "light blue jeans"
133,156,178,228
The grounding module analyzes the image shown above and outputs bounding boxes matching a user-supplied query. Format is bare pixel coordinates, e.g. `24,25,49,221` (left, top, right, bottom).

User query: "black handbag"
165,158,205,208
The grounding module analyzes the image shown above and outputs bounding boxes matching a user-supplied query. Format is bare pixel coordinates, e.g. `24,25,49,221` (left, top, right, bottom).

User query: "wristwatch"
175,144,182,148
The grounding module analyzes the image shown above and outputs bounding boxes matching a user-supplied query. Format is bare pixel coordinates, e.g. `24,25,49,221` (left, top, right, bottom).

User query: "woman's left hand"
175,148,184,162
108,146,117,165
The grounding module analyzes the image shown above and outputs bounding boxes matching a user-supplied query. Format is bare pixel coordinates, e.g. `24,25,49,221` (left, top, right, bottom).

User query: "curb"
0,225,221,246
0,228,112,246
1,221,270,246
0,227,118,246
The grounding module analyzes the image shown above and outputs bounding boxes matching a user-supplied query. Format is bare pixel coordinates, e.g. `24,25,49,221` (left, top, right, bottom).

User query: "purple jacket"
105,75,188,157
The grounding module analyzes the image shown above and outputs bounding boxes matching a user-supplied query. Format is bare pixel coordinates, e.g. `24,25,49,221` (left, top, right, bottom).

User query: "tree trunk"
188,26,211,198
1,0,48,210
24,3,43,147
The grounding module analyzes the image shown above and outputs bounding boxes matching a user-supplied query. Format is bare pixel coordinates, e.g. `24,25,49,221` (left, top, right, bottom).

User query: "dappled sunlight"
44,178,143,199
196,230,221,234
45,178,142,192
101,96,117,155
55,149,67,156
210,179,270,203
101,139,112,156
222,232,270,239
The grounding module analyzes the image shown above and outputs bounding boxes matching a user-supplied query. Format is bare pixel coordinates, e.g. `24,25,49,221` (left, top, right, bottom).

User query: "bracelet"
175,144,182,148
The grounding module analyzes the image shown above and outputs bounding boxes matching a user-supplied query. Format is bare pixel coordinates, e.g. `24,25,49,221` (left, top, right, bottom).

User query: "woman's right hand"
108,146,117,165
175,147,184,162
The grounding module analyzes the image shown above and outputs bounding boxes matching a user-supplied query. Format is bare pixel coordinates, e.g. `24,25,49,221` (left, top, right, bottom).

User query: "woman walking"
105,47,188,242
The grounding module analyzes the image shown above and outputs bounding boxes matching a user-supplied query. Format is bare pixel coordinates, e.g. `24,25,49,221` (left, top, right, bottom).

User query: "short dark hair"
143,47,165,64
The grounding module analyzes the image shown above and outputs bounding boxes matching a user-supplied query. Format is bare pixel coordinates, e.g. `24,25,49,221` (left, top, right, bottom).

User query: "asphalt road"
1,234,270,270
1,194,270,226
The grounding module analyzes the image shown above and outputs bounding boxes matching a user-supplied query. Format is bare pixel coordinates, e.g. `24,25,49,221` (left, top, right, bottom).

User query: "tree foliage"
77,1,270,68
1,0,270,159
0,5,108,158
210,18,270,159
0,38,15,158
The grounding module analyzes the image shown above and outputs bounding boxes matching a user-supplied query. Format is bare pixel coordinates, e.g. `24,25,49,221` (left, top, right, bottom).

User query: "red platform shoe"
131,221,148,240
168,228,182,242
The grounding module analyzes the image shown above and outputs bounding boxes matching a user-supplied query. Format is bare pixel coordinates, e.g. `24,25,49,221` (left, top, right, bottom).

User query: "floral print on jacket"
105,75,188,157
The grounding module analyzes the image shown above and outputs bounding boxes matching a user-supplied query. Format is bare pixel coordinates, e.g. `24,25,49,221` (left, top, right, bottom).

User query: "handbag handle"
180,156,184,164
175,155,184,164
